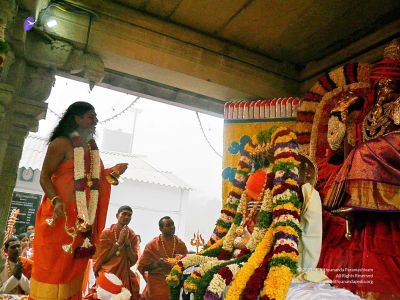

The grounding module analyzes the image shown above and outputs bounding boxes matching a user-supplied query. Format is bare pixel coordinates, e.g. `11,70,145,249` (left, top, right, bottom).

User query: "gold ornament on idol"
160,235,176,258
363,103,392,141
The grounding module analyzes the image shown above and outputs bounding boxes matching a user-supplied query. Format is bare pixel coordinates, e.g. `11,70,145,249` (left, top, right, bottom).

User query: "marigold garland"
198,237,224,257
241,251,272,300
221,191,247,254
168,127,304,300
166,254,218,289
224,227,274,300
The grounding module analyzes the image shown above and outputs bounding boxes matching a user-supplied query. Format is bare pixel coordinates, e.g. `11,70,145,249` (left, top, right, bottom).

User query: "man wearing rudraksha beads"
138,216,188,300
93,206,140,300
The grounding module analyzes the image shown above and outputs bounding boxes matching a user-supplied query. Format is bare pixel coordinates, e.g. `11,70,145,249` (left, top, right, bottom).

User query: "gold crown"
384,39,400,60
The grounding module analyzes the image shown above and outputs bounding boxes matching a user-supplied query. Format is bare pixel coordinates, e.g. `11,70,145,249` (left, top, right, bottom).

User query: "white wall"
106,180,189,248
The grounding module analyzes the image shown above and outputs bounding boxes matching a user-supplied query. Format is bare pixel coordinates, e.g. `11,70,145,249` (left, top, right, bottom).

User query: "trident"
190,231,204,253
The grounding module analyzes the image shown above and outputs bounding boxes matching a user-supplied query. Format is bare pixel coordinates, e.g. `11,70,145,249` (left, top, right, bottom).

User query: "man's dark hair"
17,233,28,240
4,236,19,250
49,101,95,142
117,205,133,214
159,216,172,228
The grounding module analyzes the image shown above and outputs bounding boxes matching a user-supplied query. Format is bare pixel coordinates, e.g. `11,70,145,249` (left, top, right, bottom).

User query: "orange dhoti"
30,159,111,300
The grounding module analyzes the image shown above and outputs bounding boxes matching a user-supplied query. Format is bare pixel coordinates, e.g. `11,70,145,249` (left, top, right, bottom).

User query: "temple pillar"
0,59,55,268
0,3,55,270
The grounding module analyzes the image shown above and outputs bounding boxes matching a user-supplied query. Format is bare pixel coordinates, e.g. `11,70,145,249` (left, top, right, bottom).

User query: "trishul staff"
190,231,204,253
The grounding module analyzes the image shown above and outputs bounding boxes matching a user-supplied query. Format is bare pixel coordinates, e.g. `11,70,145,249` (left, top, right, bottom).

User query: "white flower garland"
207,263,243,296
71,131,100,226
181,254,218,269
222,192,248,252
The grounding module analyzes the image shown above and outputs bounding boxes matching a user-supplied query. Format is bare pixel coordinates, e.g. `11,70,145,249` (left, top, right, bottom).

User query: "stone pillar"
0,56,54,268
0,0,56,262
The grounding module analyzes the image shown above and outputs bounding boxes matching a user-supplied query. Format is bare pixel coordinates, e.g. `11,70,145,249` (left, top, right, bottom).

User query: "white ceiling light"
46,19,58,28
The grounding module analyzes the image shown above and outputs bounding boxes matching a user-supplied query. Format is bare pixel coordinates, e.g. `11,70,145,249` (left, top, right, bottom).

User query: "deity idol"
166,127,333,300
318,39,400,299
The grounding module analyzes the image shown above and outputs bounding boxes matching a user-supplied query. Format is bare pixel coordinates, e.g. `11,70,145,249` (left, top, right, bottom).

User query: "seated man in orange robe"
31,102,128,300
93,206,140,299
0,237,30,294
137,216,188,300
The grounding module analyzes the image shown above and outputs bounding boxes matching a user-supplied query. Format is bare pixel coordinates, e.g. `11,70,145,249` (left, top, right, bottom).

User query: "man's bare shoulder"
49,137,72,149
47,137,73,160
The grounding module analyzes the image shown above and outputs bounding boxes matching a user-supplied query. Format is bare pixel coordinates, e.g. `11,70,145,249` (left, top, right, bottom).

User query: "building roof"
20,134,191,190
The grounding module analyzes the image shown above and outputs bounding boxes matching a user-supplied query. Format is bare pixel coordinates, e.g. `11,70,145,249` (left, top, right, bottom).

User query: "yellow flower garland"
261,266,293,300
224,227,274,300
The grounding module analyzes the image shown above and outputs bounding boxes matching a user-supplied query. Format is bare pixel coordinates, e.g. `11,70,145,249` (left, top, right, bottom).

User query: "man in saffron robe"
92,206,140,299
30,102,128,300
137,216,188,300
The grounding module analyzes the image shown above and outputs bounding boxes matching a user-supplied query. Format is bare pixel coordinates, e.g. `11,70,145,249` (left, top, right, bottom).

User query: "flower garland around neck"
70,131,101,227
224,226,274,299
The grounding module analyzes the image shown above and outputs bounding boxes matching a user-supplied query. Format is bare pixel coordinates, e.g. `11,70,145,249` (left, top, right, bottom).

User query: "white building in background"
14,134,191,247
102,128,133,153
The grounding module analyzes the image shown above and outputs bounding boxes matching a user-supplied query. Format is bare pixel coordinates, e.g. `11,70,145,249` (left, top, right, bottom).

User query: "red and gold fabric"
325,131,400,211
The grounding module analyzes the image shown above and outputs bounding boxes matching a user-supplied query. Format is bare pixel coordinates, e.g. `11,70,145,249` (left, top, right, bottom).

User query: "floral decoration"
70,131,101,227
